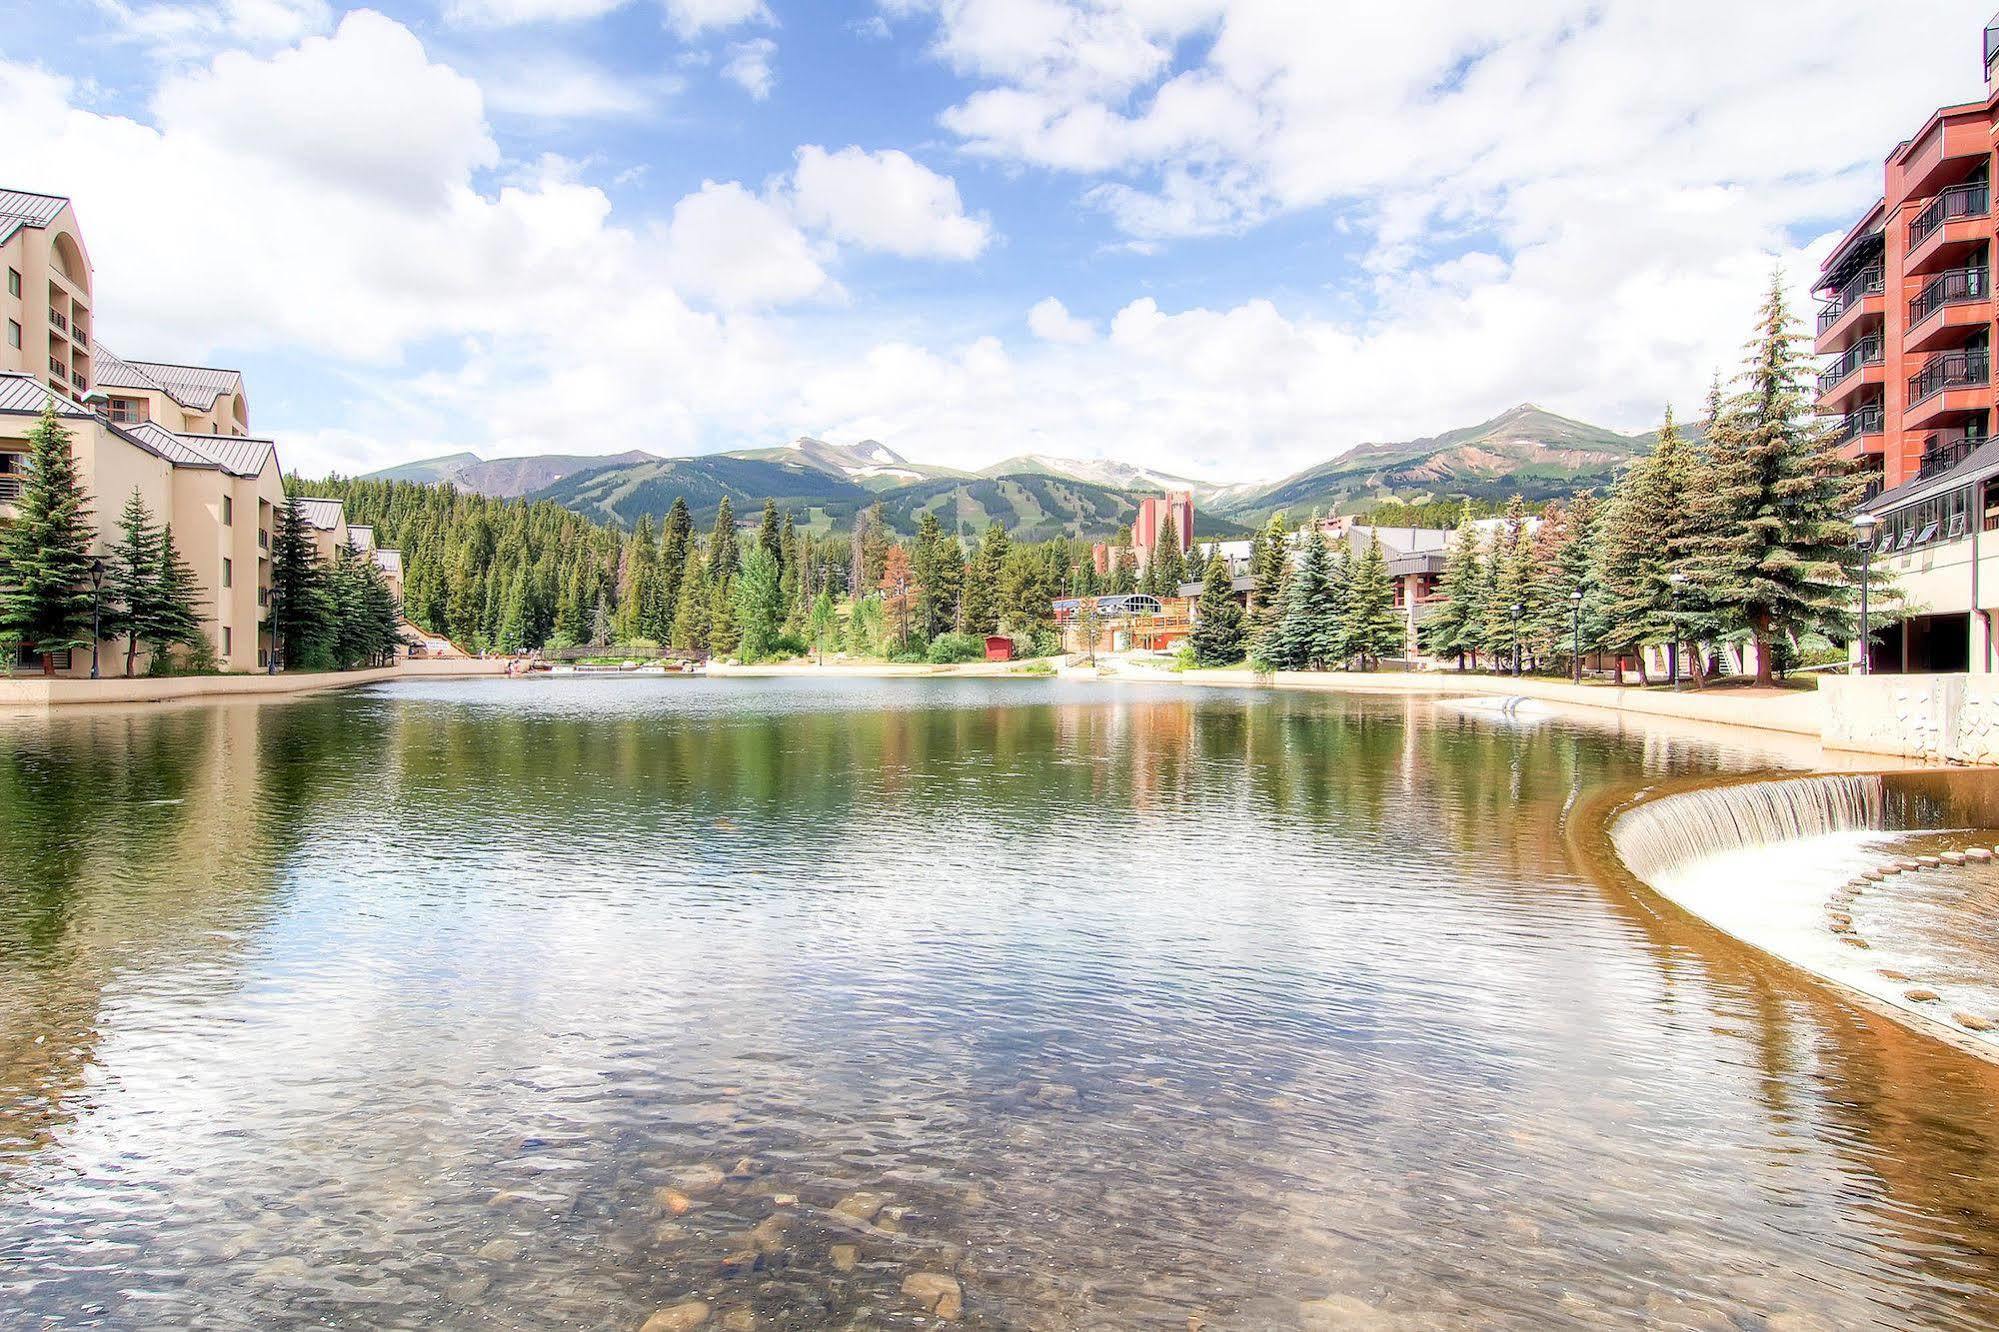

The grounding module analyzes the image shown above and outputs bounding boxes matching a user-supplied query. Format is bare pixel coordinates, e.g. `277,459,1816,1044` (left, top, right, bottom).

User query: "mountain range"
357,404,1658,538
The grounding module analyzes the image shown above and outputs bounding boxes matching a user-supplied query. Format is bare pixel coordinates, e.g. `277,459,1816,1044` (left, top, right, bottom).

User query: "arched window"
49,233,87,289
231,393,248,430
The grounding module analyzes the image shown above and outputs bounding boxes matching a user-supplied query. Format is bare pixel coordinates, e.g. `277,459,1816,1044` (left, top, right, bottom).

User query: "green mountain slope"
1218,404,1653,520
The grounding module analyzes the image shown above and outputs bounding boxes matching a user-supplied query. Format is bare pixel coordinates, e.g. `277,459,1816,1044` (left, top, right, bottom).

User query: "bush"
767,633,806,659
926,632,984,665
890,650,929,664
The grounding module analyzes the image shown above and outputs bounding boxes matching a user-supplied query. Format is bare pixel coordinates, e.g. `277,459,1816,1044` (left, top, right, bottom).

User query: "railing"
47,357,65,379
1817,334,1884,395
1908,345,1991,405
1917,430,1987,478
1817,264,1884,332
1909,263,1989,326
1860,475,1885,506
69,321,85,345
0,474,20,503
70,368,84,389
1909,182,1991,247
1836,402,1884,442
258,529,269,551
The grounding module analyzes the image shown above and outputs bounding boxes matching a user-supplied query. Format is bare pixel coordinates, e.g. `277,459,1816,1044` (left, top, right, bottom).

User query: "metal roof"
123,421,224,470
0,189,67,246
348,524,376,552
292,497,347,531
371,548,403,580
0,372,91,419
1867,439,1999,518
116,419,275,478
90,343,245,413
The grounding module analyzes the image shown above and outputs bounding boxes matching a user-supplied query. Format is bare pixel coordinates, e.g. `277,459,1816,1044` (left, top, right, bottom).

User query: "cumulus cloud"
721,37,777,98
1027,296,1094,344
97,0,332,53
788,145,990,259
479,54,674,121
666,0,773,38
660,180,833,308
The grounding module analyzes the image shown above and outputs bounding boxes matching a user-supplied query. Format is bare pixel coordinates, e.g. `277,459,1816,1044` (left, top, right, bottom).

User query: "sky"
1,0,1994,482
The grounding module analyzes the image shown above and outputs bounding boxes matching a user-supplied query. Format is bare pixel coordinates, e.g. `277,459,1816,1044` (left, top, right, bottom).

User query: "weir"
1612,775,1890,885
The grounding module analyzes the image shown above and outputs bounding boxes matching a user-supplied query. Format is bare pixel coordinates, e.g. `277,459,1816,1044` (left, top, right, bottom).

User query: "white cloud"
665,0,772,38
95,0,332,54
1027,296,1094,344
721,37,777,99
660,180,832,309
788,145,990,260
480,55,672,121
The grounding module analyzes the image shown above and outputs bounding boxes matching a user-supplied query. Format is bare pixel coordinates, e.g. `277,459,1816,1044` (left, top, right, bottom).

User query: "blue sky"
2,1,1995,480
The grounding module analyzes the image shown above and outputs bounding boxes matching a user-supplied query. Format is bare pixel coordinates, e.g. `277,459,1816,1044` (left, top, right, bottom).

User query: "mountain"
364,450,657,498
732,436,972,491
873,475,1253,543
1215,404,1651,519
534,451,873,531
978,454,1237,505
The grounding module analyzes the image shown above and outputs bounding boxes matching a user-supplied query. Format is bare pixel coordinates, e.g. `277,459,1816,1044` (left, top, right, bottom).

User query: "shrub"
890,650,929,664
926,632,984,665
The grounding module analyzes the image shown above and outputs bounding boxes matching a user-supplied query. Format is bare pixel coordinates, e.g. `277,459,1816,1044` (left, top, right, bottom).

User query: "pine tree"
1686,277,1862,685
1481,497,1536,671
270,497,324,670
707,496,739,581
734,545,785,662
1249,513,1288,640
757,498,781,559
498,564,530,653
1189,552,1246,666
1151,513,1189,596
880,543,917,651
909,510,960,641
105,488,164,677
961,521,1009,635
807,587,840,661
1272,534,1340,670
147,523,207,668
657,496,692,637
0,403,97,670
671,543,712,650
1423,503,1486,669
1343,534,1402,670
709,570,741,658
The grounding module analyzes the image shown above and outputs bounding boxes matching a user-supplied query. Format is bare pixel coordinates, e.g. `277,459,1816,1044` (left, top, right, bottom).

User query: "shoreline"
0,656,508,709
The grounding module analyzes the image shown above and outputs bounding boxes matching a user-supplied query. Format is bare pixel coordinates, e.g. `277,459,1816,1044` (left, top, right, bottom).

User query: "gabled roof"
292,496,347,531
0,189,67,247
347,524,376,552
90,343,245,412
118,420,276,479
0,372,176,463
371,548,403,580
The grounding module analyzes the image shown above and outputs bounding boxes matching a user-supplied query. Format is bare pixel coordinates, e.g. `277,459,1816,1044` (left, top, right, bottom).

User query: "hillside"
977,454,1232,505
1216,404,1651,519
364,449,657,498
873,475,1254,543
533,452,873,531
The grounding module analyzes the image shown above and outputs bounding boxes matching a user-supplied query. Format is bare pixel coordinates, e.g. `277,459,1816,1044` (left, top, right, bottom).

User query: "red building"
1817,18,1999,499
1132,490,1194,570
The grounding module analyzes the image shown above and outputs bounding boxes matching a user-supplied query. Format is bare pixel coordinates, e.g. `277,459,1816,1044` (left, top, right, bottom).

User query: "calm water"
3,677,1999,1330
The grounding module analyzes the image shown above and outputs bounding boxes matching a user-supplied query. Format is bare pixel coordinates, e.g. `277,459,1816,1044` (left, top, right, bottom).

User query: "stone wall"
1820,674,1999,764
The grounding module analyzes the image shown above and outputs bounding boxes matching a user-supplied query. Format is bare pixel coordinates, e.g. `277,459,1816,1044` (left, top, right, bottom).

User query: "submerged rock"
1905,989,1941,1003
832,1192,888,1223
902,1272,963,1320
657,1188,697,1216
641,1300,711,1332
1955,1012,1997,1032
830,1243,859,1272
673,1164,727,1196
476,1237,521,1262
1299,1294,1381,1328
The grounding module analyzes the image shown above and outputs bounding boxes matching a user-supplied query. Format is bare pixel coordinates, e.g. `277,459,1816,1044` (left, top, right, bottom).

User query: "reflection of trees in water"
0,701,329,1165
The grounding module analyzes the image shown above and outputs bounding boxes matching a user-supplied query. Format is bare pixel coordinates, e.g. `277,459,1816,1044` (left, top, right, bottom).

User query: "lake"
3,676,1998,1329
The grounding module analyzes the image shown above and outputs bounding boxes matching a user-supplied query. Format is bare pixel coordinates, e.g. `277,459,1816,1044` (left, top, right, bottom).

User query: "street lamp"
1570,588,1585,685
1853,512,1879,676
1666,571,1687,689
1510,601,1523,677
88,556,105,680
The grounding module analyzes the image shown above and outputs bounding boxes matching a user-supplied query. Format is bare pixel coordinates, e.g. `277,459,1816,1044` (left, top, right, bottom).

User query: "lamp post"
1570,588,1584,685
1510,601,1523,677
1854,512,1879,676
1666,571,1686,689
88,556,104,680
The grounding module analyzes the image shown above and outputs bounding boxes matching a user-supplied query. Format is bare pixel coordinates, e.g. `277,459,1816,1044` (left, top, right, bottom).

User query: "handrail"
1816,264,1884,332
1910,182,1991,247
1817,334,1884,395
1837,403,1884,443
1909,263,1989,325
1908,346,1991,405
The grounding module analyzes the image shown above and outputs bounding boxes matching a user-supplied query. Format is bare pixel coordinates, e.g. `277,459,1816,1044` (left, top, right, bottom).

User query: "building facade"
1831,20,1999,673
0,187,400,675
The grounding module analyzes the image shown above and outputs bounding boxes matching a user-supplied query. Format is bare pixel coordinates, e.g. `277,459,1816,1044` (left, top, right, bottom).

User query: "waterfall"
1612,775,1889,885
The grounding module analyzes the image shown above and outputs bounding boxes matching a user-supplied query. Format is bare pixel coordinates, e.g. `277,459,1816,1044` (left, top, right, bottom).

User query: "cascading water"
1611,774,1889,886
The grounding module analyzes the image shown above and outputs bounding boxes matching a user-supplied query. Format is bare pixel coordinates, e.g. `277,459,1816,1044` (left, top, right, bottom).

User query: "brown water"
2,677,1998,1329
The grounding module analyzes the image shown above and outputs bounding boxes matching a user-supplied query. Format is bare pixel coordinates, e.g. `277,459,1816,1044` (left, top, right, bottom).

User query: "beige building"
0,187,401,676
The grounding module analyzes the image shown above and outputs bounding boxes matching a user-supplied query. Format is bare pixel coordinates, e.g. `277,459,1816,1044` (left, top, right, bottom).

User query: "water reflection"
1,678,1997,1328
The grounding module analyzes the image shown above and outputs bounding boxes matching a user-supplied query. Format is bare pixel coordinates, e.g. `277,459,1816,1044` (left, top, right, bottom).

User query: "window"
222,495,233,526
222,626,232,657
6,321,17,350
222,558,232,589
6,269,17,298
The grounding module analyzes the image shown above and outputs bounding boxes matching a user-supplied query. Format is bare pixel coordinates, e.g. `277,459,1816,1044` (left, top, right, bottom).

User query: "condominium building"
0,187,400,675
1830,18,1999,673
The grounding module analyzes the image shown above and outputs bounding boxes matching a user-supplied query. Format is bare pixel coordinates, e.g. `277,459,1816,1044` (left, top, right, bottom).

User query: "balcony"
1907,263,1992,354
1905,346,1991,429
0,474,20,504
1917,428,1989,479
46,356,66,379
1907,183,1991,274
1817,334,1884,409
47,308,68,339
70,368,85,390
1815,264,1885,349
1835,402,1885,444
1897,113,1990,200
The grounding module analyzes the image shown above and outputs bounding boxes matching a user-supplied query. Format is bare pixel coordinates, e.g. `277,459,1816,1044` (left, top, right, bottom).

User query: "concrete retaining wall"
1821,674,1999,764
